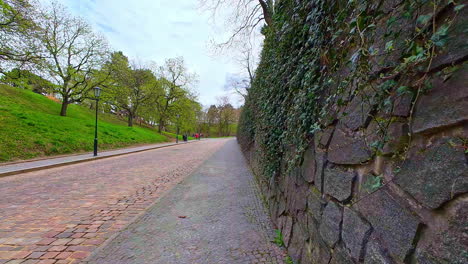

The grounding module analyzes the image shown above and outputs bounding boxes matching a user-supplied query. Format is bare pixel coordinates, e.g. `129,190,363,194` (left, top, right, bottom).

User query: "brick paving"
0,141,196,177
0,139,226,264
86,138,286,264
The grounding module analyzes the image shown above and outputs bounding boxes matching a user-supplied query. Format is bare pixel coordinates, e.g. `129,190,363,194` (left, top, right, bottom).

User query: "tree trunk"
60,101,69,116
259,0,273,26
158,119,164,133
128,114,133,127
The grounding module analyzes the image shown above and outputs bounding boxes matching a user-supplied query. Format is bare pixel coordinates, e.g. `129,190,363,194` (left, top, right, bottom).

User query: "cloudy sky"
51,0,256,107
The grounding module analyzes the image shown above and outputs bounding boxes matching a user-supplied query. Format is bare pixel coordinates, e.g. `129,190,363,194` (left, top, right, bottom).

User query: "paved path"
0,140,200,177
86,139,285,264
0,139,225,264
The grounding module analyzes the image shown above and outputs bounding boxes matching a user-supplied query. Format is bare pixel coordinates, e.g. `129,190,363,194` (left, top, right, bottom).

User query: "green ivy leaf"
397,86,411,95
387,16,397,27
416,14,431,25
431,24,450,47
454,4,465,12
385,40,394,52
363,175,383,193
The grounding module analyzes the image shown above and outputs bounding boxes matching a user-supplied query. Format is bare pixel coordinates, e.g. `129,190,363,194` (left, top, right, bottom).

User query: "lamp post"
176,114,180,144
93,87,102,156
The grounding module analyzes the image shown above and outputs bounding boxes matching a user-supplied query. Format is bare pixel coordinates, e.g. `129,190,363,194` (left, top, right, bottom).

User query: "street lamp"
93,87,102,156
176,114,180,144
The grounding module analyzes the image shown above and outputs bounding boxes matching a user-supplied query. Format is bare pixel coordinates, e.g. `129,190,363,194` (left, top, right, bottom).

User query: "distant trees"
217,96,238,136
154,57,197,132
198,96,240,137
103,52,158,126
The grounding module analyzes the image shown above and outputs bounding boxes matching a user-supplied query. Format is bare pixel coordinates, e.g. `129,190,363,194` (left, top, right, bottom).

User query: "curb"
0,140,202,178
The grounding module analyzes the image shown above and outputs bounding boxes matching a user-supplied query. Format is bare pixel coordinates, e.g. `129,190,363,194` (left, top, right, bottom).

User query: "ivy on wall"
238,0,466,180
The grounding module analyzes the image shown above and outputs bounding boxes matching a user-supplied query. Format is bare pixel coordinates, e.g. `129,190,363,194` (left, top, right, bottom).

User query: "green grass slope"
0,85,168,162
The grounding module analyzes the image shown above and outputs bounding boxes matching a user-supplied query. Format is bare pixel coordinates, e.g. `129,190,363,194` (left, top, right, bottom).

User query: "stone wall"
239,0,468,263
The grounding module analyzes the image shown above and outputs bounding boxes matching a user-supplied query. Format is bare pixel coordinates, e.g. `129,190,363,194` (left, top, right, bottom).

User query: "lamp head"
93,87,102,98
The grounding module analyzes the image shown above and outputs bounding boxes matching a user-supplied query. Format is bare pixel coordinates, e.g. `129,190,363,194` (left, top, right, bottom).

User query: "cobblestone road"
0,139,226,264
86,138,286,264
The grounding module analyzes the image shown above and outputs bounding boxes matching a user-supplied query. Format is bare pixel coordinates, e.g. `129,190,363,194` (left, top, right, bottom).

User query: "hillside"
0,85,168,162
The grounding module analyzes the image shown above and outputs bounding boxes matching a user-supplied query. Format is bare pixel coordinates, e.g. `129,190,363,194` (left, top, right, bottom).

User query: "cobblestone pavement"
86,138,286,264
0,139,227,264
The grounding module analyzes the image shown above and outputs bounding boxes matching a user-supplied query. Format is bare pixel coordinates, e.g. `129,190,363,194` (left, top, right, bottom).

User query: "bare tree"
224,43,257,100
200,0,275,48
224,73,249,99
35,1,109,116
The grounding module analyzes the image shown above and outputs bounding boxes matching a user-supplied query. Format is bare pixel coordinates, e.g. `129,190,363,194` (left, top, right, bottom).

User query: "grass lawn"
0,85,169,163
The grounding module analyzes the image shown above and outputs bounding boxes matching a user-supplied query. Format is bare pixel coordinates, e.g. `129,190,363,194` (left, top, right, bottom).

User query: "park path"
0,139,226,264
85,138,286,264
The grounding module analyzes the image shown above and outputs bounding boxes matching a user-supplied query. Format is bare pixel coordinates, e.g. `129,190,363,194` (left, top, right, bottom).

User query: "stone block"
341,88,374,131
367,6,413,72
301,146,316,183
430,7,468,70
286,178,308,214
283,216,293,247
288,222,306,262
342,208,372,261
319,201,342,248
310,238,332,264
315,127,335,149
382,122,408,155
356,189,420,262
314,151,326,191
307,187,323,222
415,198,468,264
413,63,468,134
323,167,355,202
329,245,355,264
300,241,314,264
392,93,412,117
364,239,393,264
395,138,468,209
278,195,286,216
328,125,372,165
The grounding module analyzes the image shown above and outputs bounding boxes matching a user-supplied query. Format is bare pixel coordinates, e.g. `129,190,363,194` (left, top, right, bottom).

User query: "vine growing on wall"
238,0,465,183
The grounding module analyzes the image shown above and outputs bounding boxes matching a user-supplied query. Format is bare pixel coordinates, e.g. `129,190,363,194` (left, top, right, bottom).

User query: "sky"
50,0,256,107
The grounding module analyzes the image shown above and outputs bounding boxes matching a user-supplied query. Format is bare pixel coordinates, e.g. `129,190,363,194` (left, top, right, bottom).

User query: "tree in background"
0,0,40,73
177,97,202,134
103,52,160,127
35,1,109,116
217,96,237,136
154,57,198,132
206,104,219,134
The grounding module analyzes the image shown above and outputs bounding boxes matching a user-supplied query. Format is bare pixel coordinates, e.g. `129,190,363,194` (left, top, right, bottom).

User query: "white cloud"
49,0,254,107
